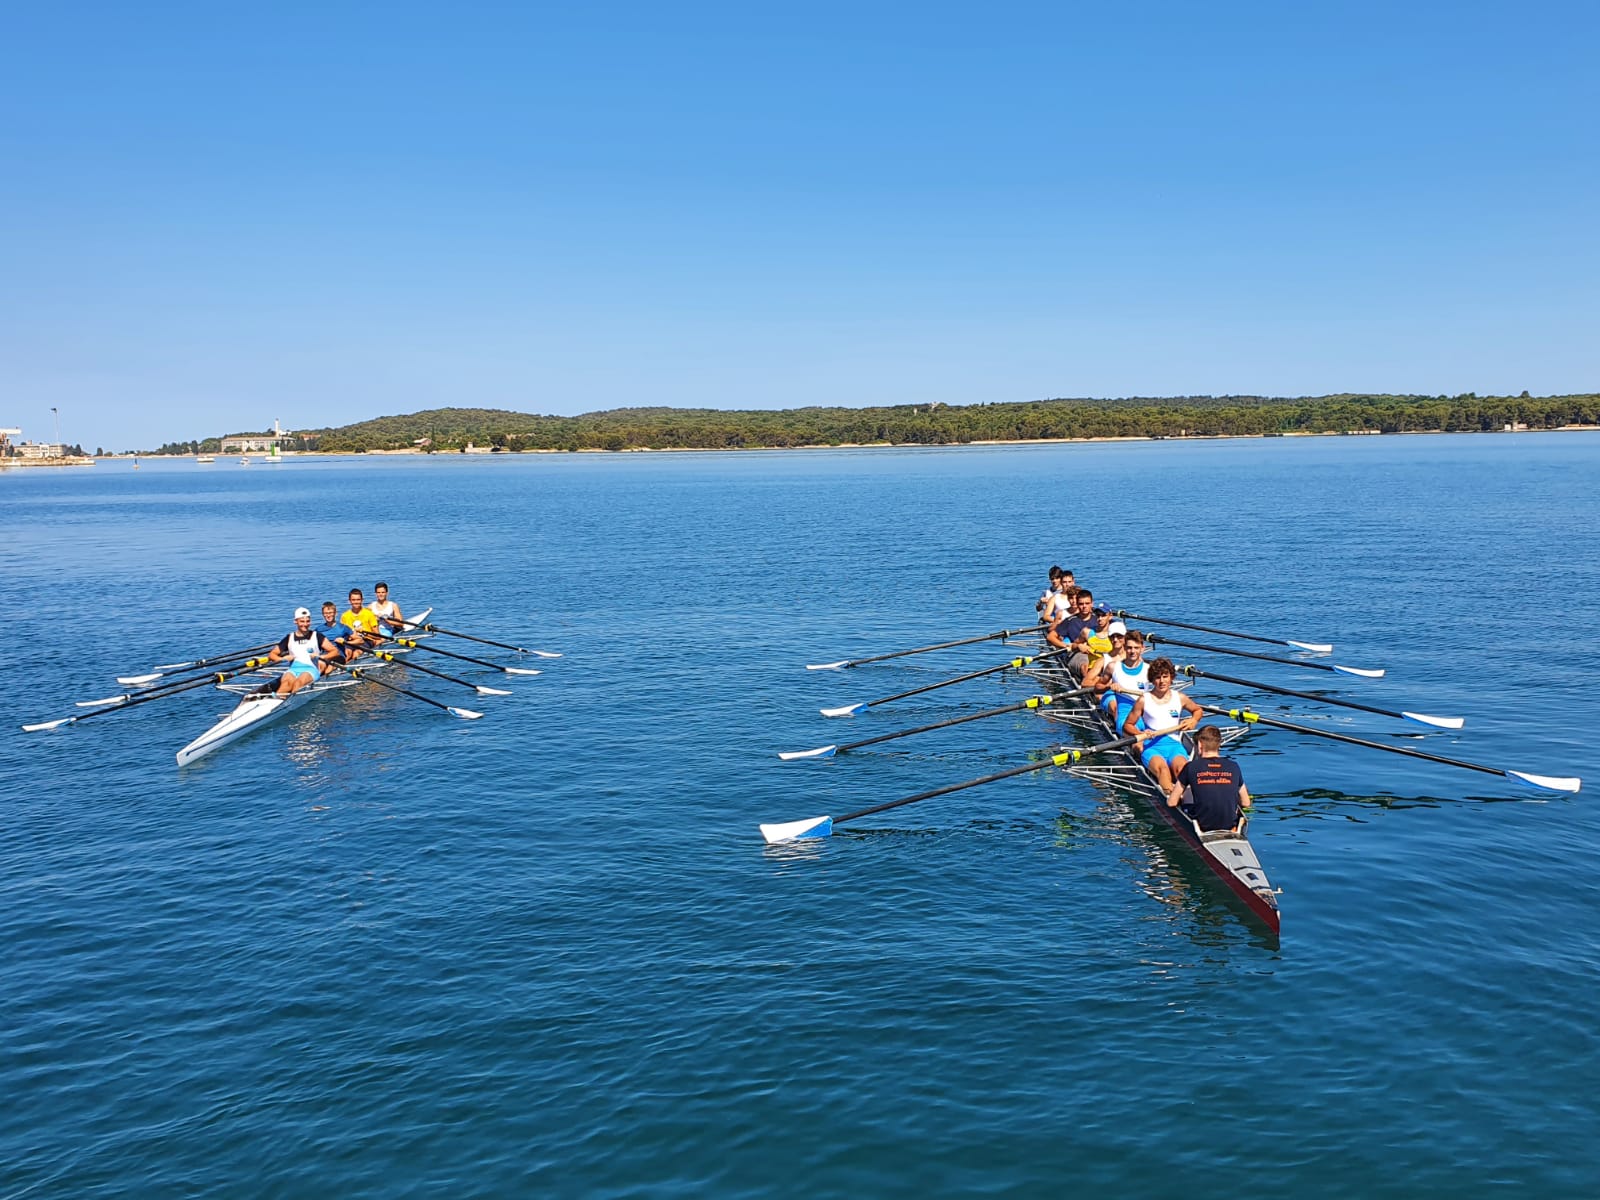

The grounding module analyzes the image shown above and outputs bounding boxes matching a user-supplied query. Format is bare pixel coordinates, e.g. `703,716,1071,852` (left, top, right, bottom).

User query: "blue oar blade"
760,816,834,842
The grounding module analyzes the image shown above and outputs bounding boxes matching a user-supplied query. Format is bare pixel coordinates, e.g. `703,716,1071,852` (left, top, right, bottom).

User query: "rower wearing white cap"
266,608,344,695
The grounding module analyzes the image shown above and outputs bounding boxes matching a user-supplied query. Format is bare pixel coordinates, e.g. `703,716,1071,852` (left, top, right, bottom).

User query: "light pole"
51,407,61,456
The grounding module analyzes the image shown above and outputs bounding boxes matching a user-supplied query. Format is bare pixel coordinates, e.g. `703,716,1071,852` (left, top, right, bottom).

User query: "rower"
1036,566,1064,616
1042,582,1075,649
370,581,404,636
1100,629,1152,725
267,608,343,695
317,601,355,669
1177,725,1253,832
1082,620,1126,694
340,588,381,659
1122,656,1204,807
1063,587,1111,674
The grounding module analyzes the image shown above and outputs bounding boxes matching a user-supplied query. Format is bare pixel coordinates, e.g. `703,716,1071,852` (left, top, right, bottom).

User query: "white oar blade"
1403,711,1465,730
806,661,849,671
1287,640,1334,653
760,815,834,842
505,667,542,677
820,702,866,718
1506,770,1581,794
1333,664,1385,678
76,695,128,709
152,660,196,671
23,717,72,732
476,685,513,697
530,650,562,659
117,673,164,685
448,707,485,720
778,745,838,761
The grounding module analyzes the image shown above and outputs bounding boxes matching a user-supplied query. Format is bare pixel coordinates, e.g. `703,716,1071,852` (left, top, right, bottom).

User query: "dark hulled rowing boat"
1025,654,1282,934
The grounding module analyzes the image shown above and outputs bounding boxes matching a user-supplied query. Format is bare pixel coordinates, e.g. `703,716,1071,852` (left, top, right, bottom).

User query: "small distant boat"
239,456,251,466
196,454,215,464
264,444,283,464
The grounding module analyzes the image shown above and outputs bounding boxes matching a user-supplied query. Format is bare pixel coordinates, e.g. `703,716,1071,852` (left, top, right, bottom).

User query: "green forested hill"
155,393,1599,453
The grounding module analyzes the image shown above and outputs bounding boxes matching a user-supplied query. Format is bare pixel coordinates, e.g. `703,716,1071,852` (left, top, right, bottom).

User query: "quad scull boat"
175,607,432,765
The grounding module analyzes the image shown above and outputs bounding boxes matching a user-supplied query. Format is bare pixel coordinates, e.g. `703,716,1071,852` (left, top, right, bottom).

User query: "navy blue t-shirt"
1179,755,1246,831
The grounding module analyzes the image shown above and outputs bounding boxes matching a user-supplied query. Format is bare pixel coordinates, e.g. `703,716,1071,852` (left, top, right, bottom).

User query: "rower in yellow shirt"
340,587,381,660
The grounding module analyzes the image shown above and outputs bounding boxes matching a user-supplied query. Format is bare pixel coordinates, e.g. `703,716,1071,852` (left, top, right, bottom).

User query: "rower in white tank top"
370,582,404,634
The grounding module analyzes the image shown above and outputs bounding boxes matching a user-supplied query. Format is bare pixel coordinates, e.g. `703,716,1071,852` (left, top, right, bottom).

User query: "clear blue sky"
2,1,1595,451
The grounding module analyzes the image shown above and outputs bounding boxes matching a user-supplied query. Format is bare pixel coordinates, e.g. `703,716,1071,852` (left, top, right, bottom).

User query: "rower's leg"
1165,754,1189,806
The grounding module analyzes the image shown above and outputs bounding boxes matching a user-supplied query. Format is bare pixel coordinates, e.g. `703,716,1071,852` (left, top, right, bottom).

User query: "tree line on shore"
140,392,1600,454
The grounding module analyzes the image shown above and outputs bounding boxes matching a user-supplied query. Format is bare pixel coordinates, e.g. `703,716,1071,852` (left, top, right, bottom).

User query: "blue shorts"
286,661,318,680
1141,734,1186,769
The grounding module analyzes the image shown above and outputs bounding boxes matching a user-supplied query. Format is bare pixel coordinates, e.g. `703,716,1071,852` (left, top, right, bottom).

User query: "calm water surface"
2,434,1598,1197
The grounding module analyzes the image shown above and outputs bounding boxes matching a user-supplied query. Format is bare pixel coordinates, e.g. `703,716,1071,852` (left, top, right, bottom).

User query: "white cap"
1107,619,1127,635
294,606,312,620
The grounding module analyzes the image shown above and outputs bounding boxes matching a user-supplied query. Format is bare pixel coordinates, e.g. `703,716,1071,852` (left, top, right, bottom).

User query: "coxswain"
1177,725,1253,832
268,608,343,695
370,581,405,636
1122,657,1204,806
340,588,381,659
1100,629,1152,725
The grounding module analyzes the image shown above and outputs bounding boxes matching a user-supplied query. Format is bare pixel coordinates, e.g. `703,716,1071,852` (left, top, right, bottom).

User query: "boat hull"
1039,661,1281,934
174,607,433,765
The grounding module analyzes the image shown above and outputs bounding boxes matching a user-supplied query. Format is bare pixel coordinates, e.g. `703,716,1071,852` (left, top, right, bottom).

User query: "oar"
387,637,542,676
760,732,1140,841
367,649,511,696
1198,704,1580,794
1146,634,1383,678
121,641,278,684
393,618,560,658
24,661,271,732
781,691,1088,759
351,669,483,719
820,649,1068,717
1180,665,1462,729
805,626,1043,671
1115,611,1332,654
81,654,267,707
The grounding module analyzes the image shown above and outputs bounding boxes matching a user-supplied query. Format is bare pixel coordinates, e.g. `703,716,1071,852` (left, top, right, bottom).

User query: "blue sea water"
2,433,1598,1198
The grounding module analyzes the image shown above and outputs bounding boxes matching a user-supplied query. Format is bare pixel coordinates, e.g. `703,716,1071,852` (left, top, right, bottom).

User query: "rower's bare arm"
1239,784,1252,809
1122,699,1146,739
